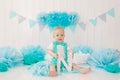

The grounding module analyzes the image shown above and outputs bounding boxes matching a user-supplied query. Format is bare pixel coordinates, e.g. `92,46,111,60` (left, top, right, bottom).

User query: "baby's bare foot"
48,71,57,77
80,67,91,74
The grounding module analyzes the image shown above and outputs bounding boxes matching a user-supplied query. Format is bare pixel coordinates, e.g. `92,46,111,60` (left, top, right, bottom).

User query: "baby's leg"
72,63,91,74
49,64,57,77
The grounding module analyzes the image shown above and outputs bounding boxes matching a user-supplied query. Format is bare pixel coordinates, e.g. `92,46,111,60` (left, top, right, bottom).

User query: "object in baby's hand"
57,45,65,59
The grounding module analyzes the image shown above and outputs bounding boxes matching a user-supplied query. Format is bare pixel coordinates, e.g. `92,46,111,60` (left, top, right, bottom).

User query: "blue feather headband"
37,12,79,29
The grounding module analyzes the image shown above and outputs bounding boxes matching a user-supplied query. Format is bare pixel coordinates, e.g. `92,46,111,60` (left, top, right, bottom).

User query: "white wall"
0,0,120,50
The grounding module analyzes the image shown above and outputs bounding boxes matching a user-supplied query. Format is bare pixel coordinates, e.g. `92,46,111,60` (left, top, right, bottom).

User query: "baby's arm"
67,43,74,59
68,49,74,59
47,43,58,58
47,50,58,58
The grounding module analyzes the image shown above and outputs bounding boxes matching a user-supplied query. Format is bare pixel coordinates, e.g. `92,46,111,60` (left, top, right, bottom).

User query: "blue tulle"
87,48,120,68
0,62,8,72
28,61,49,76
0,46,23,68
0,57,8,72
28,61,79,76
37,12,79,29
73,45,93,54
21,45,45,65
0,57,8,63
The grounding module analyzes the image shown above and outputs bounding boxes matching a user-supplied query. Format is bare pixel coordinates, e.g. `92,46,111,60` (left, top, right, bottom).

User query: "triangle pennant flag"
48,27,54,32
107,8,115,17
89,18,97,26
99,13,107,22
78,22,86,30
29,19,37,28
69,25,76,32
9,10,17,19
17,15,26,23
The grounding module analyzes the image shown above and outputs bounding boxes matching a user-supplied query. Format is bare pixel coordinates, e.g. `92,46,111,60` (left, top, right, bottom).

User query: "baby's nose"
58,36,62,38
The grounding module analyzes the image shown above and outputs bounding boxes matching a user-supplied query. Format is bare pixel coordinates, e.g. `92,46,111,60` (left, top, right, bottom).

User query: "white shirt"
47,43,70,51
46,42,71,61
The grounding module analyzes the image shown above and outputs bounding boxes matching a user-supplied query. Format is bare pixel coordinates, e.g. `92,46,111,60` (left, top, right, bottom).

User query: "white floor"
0,65,120,80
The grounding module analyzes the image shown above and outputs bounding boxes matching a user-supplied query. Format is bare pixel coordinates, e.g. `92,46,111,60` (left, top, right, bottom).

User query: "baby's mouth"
59,39,62,41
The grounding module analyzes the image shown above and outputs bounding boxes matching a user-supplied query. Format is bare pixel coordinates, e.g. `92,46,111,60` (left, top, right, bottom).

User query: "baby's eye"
56,35,59,37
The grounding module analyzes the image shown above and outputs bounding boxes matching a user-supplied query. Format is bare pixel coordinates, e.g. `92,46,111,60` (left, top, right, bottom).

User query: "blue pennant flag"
48,27,54,32
29,20,37,28
9,10,17,19
69,25,76,32
99,13,107,22
78,22,86,31
89,18,97,26
107,8,115,17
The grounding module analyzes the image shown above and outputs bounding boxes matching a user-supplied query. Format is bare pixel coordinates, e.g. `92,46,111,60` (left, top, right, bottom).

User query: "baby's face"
53,29,65,42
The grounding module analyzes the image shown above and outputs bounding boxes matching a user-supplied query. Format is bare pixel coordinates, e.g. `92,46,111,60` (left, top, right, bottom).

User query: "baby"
47,26,91,77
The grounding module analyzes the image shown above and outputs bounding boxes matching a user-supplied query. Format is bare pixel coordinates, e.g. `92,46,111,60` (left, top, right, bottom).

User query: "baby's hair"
53,26,64,32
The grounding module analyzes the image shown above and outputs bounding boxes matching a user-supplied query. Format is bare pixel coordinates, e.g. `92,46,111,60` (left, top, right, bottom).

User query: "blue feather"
37,12,79,30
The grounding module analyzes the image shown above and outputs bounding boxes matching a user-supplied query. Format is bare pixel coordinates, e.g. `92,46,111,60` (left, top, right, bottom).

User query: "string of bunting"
9,8,115,31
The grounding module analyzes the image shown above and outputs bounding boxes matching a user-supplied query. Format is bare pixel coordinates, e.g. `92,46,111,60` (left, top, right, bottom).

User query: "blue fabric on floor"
87,48,120,69
28,61,79,76
73,45,93,54
28,61,49,76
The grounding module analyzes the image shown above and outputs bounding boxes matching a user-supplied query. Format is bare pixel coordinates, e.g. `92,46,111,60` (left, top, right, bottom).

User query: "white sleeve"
67,43,71,51
47,43,53,50
45,43,53,61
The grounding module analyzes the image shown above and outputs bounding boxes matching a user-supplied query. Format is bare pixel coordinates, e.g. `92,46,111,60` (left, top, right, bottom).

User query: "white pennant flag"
99,13,107,22
17,15,26,23
38,24,45,31
78,22,86,30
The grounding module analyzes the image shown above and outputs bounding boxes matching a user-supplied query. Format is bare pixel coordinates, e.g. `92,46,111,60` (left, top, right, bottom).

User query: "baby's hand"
55,54,59,58
68,49,74,59
68,49,73,54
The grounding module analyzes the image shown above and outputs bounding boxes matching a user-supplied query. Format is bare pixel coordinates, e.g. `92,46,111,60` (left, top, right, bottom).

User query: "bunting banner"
9,8,115,31
9,10,26,24
88,8,115,26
